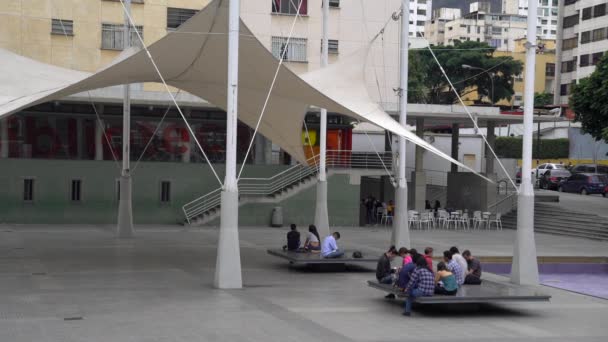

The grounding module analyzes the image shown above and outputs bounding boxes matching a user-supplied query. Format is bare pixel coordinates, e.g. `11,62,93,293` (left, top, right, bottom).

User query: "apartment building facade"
502,0,559,39
442,10,528,51
555,0,608,105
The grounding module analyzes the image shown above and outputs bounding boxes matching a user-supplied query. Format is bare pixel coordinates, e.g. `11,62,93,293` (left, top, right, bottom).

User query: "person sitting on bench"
376,246,398,284
423,247,434,271
303,225,321,252
443,250,464,286
399,247,413,265
434,262,458,295
450,246,468,283
463,249,483,285
321,232,344,258
402,257,435,316
284,224,300,251
395,252,420,290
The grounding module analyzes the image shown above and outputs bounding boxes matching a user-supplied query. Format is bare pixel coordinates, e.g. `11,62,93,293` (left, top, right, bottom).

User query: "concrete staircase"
501,202,608,240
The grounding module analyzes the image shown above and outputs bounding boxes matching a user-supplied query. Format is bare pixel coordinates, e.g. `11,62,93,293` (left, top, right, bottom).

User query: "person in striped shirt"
402,257,435,316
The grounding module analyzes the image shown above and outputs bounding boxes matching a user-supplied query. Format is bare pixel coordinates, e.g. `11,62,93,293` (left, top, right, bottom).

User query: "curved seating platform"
267,249,377,264
367,280,551,304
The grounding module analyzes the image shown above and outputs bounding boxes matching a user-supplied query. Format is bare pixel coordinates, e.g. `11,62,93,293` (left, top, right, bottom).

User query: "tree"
408,41,523,105
534,92,553,107
570,53,608,142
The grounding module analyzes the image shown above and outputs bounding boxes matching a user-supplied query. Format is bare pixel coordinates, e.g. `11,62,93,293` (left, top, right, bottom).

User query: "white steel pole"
314,0,330,238
214,0,242,289
511,0,540,285
117,0,134,238
392,0,410,248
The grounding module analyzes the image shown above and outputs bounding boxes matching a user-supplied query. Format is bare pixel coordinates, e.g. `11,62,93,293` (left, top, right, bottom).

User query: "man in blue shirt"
321,232,344,258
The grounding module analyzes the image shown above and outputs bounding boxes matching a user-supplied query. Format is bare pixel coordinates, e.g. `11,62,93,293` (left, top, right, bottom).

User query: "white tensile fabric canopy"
0,0,487,179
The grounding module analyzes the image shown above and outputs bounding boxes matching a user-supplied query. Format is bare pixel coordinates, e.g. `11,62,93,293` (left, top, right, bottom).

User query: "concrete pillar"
95,119,104,161
254,134,266,165
0,118,8,158
485,121,496,175
414,118,426,211
450,123,459,173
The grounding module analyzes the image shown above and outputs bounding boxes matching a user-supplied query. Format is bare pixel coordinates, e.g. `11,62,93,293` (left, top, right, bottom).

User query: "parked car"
571,164,608,175
604,185,608,198
535,163,566,177
539,169,571,190
558,173,608,195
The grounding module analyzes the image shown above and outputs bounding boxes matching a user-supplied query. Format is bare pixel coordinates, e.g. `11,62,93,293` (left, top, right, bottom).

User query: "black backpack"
352,251,363,258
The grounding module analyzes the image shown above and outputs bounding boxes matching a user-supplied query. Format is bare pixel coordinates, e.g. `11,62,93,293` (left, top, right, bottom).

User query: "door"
463,154,476,171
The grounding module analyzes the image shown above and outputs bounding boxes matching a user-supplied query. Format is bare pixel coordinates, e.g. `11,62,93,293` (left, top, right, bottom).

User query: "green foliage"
534,92,553,107
495,137,569,159
570,52,608,142
408,41,523,104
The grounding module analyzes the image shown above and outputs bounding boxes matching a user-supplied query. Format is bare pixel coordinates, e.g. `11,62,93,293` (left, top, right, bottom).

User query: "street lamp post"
462,64,495,105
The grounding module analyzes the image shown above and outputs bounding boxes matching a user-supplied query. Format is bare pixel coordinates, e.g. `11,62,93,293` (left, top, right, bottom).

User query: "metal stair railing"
182,150,395,223
182,188,222,224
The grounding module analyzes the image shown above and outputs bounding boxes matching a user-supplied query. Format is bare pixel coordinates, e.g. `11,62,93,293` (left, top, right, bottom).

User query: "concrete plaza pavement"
1,224,607,342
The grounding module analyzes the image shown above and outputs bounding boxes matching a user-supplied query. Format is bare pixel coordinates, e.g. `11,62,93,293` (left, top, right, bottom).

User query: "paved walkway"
537,189,608,217
0,225,607,342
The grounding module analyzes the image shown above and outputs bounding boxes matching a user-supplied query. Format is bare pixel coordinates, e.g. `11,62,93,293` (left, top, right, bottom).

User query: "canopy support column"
512,0,540,286
413,118,426,212
117,0,134,239
0,118,8,158
314,0,331,238
392,0,411,248
214,0,242,289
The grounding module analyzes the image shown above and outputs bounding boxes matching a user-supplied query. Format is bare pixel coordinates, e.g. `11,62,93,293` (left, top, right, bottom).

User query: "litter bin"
271,207,283,227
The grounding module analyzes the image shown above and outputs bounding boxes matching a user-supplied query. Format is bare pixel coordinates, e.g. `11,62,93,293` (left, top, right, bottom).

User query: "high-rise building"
442,7,528,51
425,7,462,45
502,0,559,39
408,0,434,37
555,0,608,105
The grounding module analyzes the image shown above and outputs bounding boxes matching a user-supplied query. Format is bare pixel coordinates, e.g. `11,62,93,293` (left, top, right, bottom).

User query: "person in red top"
424,247,434,271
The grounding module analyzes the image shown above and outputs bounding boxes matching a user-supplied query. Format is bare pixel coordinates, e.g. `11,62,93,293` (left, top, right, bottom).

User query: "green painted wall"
0,159,288,224
215,174,361,227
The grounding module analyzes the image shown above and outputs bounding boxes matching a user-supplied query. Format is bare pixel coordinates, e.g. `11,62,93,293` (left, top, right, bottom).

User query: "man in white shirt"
321,232,344,258
450,246,468,283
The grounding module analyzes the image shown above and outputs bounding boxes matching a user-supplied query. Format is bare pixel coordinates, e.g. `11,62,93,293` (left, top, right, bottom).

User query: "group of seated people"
284,224,344,258
375,246,482,316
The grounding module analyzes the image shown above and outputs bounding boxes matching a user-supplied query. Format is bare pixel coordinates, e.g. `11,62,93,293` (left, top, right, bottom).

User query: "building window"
416,21,425,26
592,52,605,65
101,24,143,50
321,39,339,54
418,9,427,16
51,19,74,36
560,83,569,96
582,7,592,20
592,28,607,42
271,36,307,62
71,179,82,202
272,0,308,15
492,27,502,35
580,54,590,67
564,0,577,5
562,36,578,50
545,63,555,77
489,39,502,48
561,60,575,72
580,30,591,44
563,14,579,28
594,4,607,17
167,8,198,30
23,178,34,201
328,0,340,8
160,181,171,203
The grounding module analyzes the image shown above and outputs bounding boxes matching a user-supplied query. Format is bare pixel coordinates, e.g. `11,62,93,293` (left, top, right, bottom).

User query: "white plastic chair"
437,210,449,229
408,210,419,229
380,208,393,226
446,211,461,230
480,211,491,230
488,213,503,230
419,212,433,230
459,212,470,230
472,211,483,229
